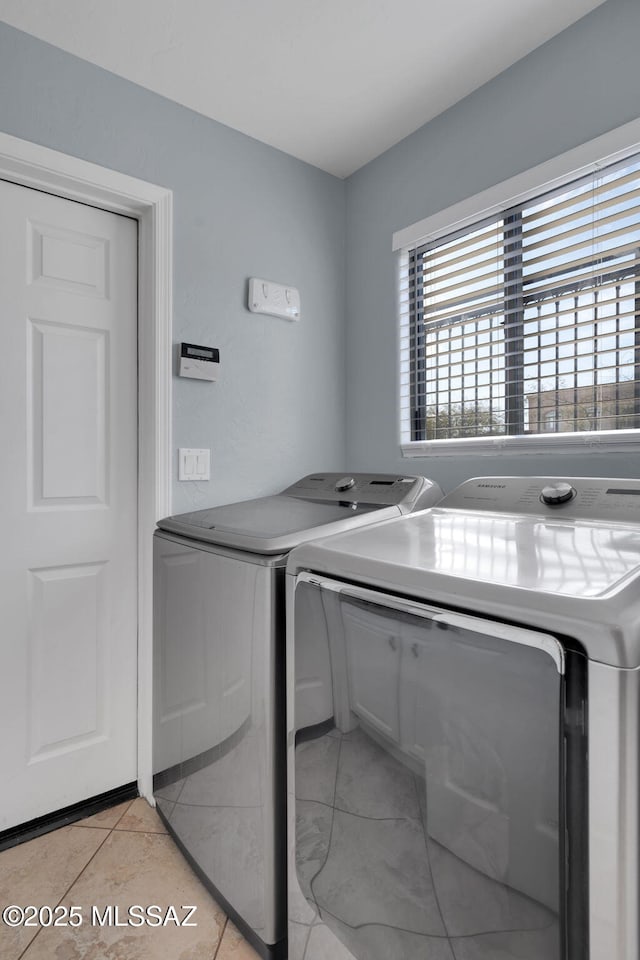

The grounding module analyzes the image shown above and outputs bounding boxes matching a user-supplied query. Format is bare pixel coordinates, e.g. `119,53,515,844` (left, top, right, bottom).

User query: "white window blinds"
400,153,640,443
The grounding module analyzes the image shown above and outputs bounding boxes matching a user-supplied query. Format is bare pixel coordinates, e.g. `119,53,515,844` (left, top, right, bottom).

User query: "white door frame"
0,132,172,802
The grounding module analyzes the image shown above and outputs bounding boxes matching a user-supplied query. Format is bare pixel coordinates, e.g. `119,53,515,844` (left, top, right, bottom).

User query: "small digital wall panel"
28,318,108,506
28,221,109,299
28,562,107,761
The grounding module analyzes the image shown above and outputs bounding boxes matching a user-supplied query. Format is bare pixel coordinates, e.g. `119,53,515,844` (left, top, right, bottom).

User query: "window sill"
401,430,640,457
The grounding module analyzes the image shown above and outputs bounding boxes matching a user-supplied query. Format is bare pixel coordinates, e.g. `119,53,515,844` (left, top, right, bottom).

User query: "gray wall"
344,0,640,492
2,0,640,509
0,22,347,512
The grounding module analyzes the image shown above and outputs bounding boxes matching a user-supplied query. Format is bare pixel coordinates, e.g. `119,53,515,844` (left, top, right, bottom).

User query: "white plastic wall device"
178,448,210,481
248,277,300,321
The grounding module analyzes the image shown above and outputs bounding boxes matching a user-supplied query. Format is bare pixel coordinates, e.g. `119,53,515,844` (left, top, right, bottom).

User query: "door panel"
29,318,108,504
0,180,138,830
29,219,109,296
28,561,109,762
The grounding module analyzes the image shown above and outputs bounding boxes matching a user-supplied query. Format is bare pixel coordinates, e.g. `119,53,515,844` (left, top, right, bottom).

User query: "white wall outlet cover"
178,447,210,481
248,277,300,321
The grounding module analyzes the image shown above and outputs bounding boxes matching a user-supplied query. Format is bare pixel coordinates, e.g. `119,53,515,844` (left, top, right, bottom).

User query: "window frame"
396,118,640,457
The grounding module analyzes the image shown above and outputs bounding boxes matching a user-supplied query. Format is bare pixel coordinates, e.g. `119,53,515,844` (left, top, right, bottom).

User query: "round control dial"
335,476,356,492
540,482,576,506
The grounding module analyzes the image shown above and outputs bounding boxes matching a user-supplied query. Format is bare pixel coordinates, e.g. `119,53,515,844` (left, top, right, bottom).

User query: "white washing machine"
286,476,640,960
152,472,442,960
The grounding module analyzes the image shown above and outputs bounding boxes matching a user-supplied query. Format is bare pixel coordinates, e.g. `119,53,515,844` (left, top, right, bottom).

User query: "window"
544,410,558,433
399,148,640,450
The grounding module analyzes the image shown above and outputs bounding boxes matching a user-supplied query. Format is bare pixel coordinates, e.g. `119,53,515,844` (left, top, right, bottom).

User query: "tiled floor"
294,727,560,960
0,797,261,960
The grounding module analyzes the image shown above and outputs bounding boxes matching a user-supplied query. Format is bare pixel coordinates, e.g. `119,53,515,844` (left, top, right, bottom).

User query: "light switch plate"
248,277,300,321
179,448,210,481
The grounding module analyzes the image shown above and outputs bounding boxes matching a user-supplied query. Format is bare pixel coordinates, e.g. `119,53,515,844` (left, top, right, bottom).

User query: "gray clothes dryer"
152,472,442,960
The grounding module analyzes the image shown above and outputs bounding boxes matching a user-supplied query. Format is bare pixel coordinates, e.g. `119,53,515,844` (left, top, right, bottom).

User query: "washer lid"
288,508,640,599
157,494,383,553
288,508,640,667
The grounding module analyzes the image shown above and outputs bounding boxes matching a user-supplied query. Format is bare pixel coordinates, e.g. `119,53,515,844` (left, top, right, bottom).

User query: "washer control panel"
540,482,576,506
282,473,439,511
439,476,640,522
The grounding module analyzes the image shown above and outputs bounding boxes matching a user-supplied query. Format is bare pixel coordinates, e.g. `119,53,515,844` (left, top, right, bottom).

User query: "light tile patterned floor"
0,798,261,960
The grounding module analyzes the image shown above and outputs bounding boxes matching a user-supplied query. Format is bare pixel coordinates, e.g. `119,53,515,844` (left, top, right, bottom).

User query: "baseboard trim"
0,782,138,852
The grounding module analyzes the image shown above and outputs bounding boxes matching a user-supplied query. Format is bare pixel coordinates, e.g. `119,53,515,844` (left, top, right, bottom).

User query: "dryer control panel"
440,476,640,522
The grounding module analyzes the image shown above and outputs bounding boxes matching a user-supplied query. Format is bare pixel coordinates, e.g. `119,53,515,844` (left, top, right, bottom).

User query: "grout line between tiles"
16,822,114,960
211,914,228,959
110,827,167,835
74,798,135,831
112,798,135,829
74,824,112,831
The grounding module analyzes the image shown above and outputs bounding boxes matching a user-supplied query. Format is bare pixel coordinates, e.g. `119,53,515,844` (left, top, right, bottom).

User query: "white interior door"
0,179,138,831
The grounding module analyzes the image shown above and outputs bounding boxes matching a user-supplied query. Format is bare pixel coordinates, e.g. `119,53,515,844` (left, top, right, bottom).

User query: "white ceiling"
0,0,606,178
